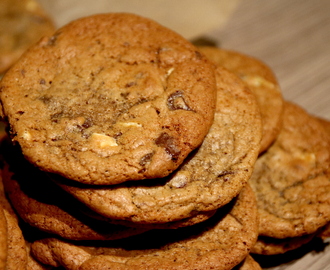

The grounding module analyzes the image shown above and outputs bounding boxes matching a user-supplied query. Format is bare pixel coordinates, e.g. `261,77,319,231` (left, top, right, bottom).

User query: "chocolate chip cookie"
0,13,217,185
0,0,55,74
250,102,330,239
54,67,262,224
30,185,259,270
198,47,284,153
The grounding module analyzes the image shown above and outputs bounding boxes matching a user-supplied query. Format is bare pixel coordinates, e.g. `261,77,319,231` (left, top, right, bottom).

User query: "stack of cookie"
0,13,263,270
0,11,329,270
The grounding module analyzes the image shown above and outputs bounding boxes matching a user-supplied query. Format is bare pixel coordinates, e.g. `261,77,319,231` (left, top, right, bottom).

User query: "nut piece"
90,133,118,148
169,171,191,188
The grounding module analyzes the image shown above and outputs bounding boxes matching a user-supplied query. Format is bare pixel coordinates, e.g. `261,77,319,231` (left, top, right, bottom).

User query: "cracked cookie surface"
54,67,262,224
30,185,258,270
249,102,330,239
199,47,284,153
0,13,217,185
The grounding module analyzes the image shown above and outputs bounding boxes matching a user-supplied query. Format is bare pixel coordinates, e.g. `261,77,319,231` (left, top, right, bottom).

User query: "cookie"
30,185,259,270
1,152,149,241
249,102,330,239
54,66,262,224
0,0,55,73
0,13,217,185
251,234,316,255
0,173,28,269
198,47,284,153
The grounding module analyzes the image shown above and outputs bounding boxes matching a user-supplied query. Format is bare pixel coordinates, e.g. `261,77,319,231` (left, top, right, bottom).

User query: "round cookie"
0,0,55,74
0,13,217,185
198,46,284,153
249,102,330,239
54,66,262,224
30,185,259,270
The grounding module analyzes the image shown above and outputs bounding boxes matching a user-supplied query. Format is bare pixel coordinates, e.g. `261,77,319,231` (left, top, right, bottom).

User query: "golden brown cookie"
198,46,284,153
30,185,259,270
0,0,55,73
54,67,262,225
0,13,217,186
250,102,330,239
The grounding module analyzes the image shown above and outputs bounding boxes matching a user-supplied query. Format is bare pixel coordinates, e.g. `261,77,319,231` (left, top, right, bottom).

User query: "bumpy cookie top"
30,185,259,270
250,102,330,238
0,13,217,185
0,0,55,73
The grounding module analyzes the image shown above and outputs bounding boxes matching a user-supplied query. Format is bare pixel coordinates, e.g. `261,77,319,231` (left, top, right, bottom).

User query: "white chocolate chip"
166,67,175,77
244,75,275,89
169,171,190,188
90,133,118,148
22,131,31,141
119,122,142,128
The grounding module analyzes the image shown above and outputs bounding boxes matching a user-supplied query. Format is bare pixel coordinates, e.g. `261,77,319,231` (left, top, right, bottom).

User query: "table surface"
12,0,330,269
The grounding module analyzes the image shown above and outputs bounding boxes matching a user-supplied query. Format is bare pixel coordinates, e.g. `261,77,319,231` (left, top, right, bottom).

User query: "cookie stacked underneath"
200,47,330,259
1,12,329,270
0,13,263,270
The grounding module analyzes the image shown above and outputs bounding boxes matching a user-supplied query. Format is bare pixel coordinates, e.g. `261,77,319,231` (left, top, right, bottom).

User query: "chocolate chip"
155,132,180,160
139,153,154,166
39,79,46,84
82,118,93,129
167,91,191,111
125,82,137,88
